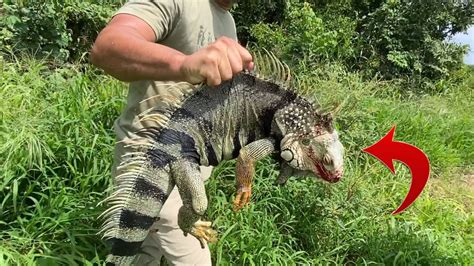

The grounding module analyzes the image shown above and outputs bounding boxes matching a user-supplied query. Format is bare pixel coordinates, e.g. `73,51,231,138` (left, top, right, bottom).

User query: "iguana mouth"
315,163,342,183
307,148,341,183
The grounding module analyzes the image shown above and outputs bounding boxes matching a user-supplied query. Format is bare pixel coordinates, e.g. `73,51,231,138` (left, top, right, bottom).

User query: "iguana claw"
233,186,252,211
190,220,217,248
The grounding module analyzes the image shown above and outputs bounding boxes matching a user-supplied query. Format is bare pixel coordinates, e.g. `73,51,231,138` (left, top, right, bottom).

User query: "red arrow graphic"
362,125,430,215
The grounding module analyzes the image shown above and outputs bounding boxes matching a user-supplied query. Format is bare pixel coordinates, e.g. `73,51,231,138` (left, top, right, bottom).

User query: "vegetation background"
1,0,473,265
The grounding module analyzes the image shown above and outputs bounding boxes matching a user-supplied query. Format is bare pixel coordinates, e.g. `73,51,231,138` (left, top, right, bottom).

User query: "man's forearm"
91,14,253,85
91,26,185,82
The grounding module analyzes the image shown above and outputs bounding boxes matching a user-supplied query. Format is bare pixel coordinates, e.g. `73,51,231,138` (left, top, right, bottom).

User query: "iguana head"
274,101,344,183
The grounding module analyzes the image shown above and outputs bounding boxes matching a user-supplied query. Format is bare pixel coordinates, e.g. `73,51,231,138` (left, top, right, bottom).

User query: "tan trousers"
132,166,213,266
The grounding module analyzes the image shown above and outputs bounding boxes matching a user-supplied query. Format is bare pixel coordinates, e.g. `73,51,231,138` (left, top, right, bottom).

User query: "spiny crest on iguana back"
250,49,322,103
134,50,321,136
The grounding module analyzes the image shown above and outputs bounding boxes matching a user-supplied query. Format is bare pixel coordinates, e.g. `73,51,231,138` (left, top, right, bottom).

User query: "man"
91,0,252,264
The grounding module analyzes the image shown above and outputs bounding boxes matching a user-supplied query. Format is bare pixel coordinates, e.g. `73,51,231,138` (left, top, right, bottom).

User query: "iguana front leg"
275,162,313,185
233,138,275,211
172,160,217,248
275,162,294,185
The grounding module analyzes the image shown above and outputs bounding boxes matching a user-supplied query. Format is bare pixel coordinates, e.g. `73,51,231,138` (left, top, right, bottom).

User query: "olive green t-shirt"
113,0,237,141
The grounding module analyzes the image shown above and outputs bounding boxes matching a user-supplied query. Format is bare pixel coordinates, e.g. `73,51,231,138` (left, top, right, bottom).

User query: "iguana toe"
233,187,252,211
190,220,217,248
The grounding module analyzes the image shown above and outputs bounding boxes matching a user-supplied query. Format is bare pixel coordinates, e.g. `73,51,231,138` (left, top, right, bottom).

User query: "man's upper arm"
113,0,182,42
107,14,156,42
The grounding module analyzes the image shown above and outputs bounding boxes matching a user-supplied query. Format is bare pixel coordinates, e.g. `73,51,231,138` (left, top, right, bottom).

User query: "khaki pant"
133,166,213,266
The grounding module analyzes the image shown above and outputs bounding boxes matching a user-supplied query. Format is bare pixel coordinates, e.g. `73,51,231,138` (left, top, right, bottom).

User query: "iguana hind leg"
233,138,275,211
172,159,217,248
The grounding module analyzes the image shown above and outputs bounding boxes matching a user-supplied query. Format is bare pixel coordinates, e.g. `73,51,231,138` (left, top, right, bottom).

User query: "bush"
232,0,287,46
1,0,472,85
240,0,473,84
249,2,348,66
0,1,119,61
353,0,472,80
1,2,72,60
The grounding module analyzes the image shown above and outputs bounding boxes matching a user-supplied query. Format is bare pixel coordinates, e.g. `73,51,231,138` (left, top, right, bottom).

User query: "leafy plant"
244,0,473,85
250,2,342,65
0,0,118,61
1,2,72,60
353,0,472,80
232,0,287,46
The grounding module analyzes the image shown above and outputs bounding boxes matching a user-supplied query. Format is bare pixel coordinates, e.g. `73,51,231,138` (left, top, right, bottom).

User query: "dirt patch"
464,173,474,191
427,168,474,211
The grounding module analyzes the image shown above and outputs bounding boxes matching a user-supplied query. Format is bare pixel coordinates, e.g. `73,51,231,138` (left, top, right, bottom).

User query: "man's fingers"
206,69,222,86
200,51,220,86
218,36,253,72
236,44,253,71
226,46,244,74
247,61,255,71
218,49,233,82
181,36,254,86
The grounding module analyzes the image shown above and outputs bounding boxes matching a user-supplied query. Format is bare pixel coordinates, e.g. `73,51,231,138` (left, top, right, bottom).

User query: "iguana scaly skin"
99,53,344,265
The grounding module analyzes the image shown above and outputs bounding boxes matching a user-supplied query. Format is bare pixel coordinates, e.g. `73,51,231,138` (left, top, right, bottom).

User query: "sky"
450,26,474,65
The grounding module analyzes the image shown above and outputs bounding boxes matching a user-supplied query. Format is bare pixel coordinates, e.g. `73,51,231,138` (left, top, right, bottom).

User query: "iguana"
99,53,344,265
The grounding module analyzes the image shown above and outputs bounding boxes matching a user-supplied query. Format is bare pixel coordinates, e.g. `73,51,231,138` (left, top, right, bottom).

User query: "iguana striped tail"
98,82,197,265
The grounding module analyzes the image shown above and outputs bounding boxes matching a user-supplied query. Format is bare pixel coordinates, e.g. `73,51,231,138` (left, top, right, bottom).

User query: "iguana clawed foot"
233,186,252,211
190,220,217,248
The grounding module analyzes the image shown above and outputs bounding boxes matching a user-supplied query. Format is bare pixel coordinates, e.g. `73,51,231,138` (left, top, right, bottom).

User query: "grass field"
1,56,473,265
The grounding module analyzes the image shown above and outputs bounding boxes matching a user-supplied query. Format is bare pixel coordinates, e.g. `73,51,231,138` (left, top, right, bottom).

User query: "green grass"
1,56,472,265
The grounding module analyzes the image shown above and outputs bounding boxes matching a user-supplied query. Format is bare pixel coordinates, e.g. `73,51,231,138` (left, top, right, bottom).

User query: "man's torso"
114,0,237,140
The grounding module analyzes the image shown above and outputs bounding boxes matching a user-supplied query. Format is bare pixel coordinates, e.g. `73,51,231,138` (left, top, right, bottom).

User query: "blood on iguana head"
275,102,344,183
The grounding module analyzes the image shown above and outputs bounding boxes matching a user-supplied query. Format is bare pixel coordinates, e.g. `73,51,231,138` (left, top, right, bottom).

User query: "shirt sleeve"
114,0,182,42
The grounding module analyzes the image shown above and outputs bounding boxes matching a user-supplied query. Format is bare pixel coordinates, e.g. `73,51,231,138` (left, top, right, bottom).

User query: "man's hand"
178,37,254,86
91,14,252,85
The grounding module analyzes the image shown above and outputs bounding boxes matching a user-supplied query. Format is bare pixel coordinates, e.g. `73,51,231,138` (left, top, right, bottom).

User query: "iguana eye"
301,139,310,146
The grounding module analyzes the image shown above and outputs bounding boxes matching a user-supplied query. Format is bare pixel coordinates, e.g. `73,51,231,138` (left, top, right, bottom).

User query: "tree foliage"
236,0,474,80
247,1,354,65
232,0,287,46
0,0,473,83
350,0,473,80
0,0,120,61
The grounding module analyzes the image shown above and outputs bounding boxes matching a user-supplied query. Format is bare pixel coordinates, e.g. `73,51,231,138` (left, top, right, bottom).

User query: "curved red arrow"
362,125,430,215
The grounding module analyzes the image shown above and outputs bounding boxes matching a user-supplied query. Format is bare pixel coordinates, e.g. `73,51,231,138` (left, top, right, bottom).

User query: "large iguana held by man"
99,53,344,265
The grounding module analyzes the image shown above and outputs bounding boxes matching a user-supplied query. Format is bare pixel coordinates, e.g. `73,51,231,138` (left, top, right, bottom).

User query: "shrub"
232,0,287,46
1,0,472,85
0,1,119,61
249,2,345,66
239,0,473,84
1,2,72,60
353,0,472,80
